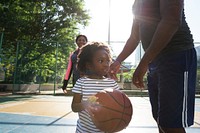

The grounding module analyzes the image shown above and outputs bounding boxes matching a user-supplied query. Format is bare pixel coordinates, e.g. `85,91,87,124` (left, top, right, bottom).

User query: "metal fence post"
13,41,19,94
54,42,58,95
0,32,4,54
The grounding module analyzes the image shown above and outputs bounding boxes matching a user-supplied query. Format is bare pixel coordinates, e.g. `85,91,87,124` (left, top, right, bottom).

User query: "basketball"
88,88,133,132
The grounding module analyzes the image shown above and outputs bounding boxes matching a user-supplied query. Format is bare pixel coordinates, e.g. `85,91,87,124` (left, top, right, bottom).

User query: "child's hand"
87,95,98,103
84,96,100,111
82,96,100,119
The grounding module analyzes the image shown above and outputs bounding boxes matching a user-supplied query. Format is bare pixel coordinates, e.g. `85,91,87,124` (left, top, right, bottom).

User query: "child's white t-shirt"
72,77,119,133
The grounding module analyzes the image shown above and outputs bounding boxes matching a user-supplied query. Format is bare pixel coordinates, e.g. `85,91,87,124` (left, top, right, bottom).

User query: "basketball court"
0,94,200,133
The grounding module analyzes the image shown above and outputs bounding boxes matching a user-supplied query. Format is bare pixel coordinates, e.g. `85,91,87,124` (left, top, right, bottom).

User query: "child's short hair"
77,42,111,74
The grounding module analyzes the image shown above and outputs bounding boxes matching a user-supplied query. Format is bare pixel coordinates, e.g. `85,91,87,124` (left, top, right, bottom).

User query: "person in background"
71,42,119,132
109,0,197,133
62,35,88,94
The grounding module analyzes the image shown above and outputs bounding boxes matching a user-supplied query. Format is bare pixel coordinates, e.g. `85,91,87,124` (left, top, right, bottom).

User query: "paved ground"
0,94,200,133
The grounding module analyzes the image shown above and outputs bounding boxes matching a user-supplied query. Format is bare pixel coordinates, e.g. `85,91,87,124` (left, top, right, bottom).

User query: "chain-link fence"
0,39,72,95
0,38,200,95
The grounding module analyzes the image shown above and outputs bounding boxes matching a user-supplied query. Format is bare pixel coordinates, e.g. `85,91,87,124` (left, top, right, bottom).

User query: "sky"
80,0,200,64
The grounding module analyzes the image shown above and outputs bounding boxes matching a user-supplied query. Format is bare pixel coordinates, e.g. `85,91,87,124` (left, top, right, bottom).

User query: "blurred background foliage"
0,0,90,83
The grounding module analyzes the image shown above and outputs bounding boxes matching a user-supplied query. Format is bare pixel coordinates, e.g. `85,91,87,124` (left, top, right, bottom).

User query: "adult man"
110,0,197,132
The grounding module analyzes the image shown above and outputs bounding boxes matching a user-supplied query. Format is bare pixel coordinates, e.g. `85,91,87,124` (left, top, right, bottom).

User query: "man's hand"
132,62,148,89
109,60,121,80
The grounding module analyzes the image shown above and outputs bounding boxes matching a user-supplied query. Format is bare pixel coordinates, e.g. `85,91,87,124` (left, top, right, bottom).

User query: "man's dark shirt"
133,0,194,55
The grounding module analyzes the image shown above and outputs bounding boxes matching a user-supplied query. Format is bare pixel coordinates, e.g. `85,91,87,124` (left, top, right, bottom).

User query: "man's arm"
116,18,140,63
109,18,140,80
132,0,184,88
140,0,184,64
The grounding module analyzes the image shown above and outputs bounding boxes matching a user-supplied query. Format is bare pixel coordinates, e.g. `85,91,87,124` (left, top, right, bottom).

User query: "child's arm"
71,93,98,114
71,93,85,112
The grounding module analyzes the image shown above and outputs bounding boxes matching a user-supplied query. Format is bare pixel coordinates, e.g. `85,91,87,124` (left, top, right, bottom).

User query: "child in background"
71,42,120,133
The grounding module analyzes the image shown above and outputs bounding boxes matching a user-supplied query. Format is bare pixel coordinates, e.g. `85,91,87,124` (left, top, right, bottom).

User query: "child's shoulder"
77,77,117,82
105,77,117,82
77,77,87,81
77,76,92,82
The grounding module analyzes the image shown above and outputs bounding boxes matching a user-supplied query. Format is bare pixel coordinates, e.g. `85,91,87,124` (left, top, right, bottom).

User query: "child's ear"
86,62,92,70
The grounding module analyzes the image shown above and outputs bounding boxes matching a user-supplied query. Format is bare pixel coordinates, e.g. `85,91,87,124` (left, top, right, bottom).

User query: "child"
71,42,120,133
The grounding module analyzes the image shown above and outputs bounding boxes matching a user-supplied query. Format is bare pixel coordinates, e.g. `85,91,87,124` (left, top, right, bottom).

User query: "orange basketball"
89,88,133,132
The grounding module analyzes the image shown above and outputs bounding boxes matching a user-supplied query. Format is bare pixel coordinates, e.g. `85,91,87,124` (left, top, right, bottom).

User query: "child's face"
90,49,111,77
76,36,87,48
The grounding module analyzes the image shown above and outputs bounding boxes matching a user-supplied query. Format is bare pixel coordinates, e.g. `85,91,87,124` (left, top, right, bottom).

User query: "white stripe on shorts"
182,71,188,127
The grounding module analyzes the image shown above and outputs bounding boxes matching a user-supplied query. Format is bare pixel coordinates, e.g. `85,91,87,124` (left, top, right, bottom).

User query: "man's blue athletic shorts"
147,48,197,128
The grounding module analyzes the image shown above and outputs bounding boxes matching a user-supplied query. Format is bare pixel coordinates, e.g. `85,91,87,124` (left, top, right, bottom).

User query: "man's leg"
159,126,185,133
157,49,196,133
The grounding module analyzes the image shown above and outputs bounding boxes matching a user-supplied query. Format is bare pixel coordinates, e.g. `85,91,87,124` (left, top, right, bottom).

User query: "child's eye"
98,59,111,64
98,60,103,63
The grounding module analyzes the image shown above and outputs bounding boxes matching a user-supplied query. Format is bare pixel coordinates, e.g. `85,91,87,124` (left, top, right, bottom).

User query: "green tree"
0,0,90,83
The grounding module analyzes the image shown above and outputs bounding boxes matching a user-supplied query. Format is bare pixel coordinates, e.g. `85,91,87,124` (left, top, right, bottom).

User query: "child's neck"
85,70,106,79
86,75,105,79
